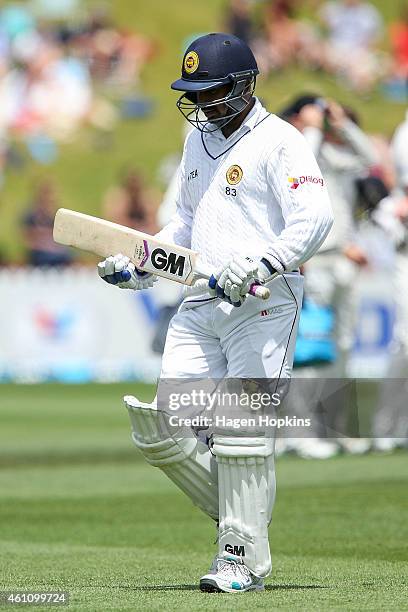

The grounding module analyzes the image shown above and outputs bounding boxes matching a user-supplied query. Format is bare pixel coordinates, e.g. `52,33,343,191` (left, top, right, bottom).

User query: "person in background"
389,6,408,82
103,167,159,235
391,108,408,184
224,0,253,46
21,179,73,266
255,0,303,73
72,4,156,91
280,94,377,457
371,112,408,452
319,0,384,92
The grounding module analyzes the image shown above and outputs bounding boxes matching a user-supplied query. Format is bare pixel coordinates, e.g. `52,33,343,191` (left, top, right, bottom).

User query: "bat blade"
53,208,197,285
53,208,270,300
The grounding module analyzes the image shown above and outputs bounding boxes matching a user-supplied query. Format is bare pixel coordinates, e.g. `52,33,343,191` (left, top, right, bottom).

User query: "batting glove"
98,254,157,290
208,256,270,307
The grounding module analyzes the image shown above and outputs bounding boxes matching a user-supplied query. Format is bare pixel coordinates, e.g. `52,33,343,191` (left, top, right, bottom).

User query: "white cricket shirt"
157,98,333,283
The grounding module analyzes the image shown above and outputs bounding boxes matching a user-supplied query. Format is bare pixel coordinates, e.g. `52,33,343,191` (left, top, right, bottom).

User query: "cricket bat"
53,208,270,300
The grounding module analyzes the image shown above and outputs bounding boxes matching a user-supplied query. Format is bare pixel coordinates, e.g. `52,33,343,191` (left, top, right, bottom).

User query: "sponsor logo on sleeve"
288,176,299,189
288,175,324,190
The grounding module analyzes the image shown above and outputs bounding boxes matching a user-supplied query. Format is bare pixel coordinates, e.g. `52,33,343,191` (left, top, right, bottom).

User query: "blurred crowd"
7,0,408,268
226,0,408,94
0,1,155,177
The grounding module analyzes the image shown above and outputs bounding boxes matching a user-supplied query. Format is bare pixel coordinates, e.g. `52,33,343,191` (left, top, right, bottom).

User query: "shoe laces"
217,559,238,576
217,558,251,580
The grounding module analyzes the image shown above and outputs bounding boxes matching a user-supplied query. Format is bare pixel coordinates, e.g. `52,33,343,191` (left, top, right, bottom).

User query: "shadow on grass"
265,585,328,591
117,584,328,592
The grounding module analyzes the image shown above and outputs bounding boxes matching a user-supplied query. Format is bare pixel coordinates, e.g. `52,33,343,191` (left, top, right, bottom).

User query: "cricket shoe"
199,552,265,593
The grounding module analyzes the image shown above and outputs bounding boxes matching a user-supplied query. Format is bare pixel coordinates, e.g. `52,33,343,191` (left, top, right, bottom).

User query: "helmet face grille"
176,75,256,134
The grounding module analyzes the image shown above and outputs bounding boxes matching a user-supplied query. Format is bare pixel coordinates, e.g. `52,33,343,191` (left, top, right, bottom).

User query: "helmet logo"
184,51,199,74
226,165,243,185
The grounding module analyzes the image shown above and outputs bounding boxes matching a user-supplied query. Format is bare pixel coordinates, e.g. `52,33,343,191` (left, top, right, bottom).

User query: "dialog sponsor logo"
288,175,324,189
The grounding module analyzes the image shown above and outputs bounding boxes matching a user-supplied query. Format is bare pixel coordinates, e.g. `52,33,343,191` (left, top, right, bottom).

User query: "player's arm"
154,206,193,249
208,132,333,307
207,129,334,308
262,127,333,273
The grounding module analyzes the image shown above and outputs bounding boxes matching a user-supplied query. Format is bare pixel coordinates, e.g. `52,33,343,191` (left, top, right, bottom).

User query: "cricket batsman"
98,33,333,592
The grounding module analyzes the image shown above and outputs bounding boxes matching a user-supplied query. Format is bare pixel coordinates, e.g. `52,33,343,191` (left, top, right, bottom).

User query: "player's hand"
208,256,266,307
326,100,347,131
299,103,324,130
97,254,158,290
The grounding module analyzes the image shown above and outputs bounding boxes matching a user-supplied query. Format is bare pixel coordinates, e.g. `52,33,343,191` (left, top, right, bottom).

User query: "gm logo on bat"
151,248,187,277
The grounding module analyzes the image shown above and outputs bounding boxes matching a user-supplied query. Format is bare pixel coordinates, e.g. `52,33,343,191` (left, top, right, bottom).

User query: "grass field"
0,384,407,611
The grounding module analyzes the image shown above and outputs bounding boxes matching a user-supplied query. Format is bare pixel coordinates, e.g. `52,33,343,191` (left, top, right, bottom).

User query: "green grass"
0,384,407,610
1,0,407,262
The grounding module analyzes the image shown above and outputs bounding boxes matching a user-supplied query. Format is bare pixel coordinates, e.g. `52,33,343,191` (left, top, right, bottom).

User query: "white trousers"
158,272,303,577
160,273,303,380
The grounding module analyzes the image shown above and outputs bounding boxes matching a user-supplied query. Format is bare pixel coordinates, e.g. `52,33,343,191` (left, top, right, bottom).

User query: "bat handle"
193,266,270,301
248,282,270,300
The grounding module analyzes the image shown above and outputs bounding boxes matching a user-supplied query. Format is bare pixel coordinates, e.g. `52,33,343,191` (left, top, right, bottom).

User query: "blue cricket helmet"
171,33,259,133
171,32,259,93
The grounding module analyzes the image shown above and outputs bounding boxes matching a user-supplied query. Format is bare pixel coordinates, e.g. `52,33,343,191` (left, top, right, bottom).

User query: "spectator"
383,7,408,102
280,94,377,456
0,2,155,186
254,0,303,73
103,167,159,235
252,0,325,75
319,0,384,91
390,6,408,80
367,133,397,192
21,179,73,266
73,5,156,91
292,97,377,366
371,137,408,451
391,108,408,189
224,0,253,46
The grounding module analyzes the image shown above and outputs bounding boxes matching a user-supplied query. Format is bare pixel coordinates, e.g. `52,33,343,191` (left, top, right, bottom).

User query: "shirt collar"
201,98,268,156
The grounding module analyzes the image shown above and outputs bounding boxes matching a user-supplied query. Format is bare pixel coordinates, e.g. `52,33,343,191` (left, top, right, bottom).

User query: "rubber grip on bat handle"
205,272,269,300
249,282,270,300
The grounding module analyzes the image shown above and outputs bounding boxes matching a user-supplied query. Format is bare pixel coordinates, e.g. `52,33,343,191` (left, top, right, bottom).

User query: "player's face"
197,85,231,122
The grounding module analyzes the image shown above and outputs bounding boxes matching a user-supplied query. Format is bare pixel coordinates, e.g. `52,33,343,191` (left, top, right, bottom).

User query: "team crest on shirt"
184,51,199,74
226,165,243,185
